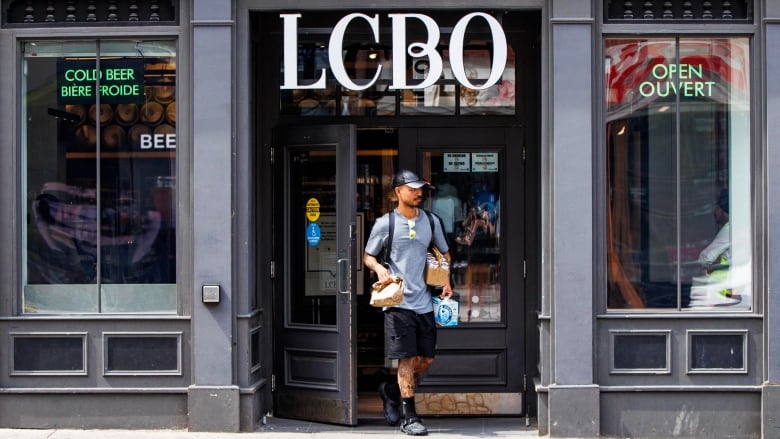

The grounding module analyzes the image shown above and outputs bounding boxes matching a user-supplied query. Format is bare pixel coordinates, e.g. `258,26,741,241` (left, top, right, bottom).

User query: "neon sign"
57,59,144,104
638,63,716,98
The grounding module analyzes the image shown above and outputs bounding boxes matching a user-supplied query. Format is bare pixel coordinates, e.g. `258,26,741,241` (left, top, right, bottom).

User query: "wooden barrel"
154,84,175,104
101,125,126,150
115,104,139,126
64,104,87,124
128,124,152,148
88,104,113,125
144,86,156,101
74,125,96,149
154,124,176,136
165,101,176,125
139,101,164,126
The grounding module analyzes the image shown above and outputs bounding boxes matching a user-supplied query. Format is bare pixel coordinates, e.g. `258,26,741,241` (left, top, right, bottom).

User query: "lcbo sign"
280,12,508,91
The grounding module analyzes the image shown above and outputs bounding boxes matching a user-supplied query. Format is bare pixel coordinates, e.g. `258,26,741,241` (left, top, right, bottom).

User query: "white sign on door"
472,152,498,172
443,153,471,172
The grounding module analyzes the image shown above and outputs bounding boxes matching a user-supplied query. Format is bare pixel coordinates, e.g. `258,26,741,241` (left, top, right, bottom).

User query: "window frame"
600,32,758,315
18,37,179,315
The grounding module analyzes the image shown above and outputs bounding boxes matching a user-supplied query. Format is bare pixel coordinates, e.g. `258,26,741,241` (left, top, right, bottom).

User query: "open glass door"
273,125,357,425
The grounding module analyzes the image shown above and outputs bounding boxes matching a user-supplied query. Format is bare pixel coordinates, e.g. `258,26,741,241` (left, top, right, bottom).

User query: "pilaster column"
189,0,238,432
764,2,780,437
547,1,599,436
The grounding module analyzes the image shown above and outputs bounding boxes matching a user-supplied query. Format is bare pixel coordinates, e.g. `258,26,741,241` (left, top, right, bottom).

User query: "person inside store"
690,188,739,306
363,169,453,436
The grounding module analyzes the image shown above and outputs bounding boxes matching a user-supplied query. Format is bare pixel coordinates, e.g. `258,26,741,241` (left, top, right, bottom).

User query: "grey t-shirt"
364,209,450,314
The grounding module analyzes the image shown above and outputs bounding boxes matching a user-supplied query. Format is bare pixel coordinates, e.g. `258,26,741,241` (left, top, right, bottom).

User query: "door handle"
337,258,350,295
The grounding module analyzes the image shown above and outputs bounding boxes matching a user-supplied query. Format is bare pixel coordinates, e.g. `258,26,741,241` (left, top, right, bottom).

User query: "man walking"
363,170,453,436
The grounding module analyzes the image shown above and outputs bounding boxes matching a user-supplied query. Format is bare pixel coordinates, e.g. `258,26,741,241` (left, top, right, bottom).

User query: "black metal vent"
605,0,751,22
3,0,177,27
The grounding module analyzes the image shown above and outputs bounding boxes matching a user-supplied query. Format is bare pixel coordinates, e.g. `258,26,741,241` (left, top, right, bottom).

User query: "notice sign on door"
443,153,470,172
472,152,498,172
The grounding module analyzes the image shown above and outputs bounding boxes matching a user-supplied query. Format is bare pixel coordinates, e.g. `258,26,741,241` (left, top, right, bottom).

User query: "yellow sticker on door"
306,198,320,222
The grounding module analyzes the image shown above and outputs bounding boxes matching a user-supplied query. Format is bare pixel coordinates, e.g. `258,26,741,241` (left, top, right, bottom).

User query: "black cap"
392,170,434,189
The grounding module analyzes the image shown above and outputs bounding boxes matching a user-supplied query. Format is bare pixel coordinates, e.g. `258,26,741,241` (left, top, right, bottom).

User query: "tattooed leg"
397,357,417,399
413,356,434,381
398,356,434,398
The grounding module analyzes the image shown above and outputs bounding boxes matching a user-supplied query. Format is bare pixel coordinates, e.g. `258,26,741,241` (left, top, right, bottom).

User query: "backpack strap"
423,209,449,250
383,210,395,266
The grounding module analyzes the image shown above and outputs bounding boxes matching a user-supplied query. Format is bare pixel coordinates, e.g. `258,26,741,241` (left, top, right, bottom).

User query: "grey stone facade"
0,0,777,436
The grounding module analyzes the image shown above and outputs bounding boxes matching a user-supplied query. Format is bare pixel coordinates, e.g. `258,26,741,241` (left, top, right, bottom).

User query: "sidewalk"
0,416,541,438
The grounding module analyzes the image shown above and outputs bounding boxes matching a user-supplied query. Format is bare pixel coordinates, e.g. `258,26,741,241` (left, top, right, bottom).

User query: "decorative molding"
605,0,751,21
3,0,177,26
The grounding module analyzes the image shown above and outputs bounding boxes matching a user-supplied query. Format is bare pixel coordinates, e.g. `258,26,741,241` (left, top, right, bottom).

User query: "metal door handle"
337,258,350,294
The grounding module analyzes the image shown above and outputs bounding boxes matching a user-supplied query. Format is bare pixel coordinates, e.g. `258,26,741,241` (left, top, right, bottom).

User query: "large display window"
22,40,177,314
605,37,751,311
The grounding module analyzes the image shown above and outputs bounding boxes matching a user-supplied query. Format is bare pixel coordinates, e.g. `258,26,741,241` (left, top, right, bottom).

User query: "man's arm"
364,252,392,284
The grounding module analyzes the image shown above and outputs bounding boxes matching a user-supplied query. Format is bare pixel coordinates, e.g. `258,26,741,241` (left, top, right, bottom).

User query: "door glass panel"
355,131,397,372
422,151,502,323
289,149,338,325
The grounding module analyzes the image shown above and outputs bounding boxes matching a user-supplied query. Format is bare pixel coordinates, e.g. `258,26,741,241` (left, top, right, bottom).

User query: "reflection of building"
1,1,780,438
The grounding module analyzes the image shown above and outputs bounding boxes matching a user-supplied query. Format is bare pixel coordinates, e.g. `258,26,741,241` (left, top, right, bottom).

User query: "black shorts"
384,308,437,359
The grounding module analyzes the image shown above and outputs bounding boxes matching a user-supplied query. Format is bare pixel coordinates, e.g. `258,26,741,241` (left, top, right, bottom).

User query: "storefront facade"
1,0,780,437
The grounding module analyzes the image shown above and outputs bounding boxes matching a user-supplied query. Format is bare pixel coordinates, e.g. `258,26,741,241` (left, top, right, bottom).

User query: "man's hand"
364,252,392,284
439,251,454,299
439,283,453,299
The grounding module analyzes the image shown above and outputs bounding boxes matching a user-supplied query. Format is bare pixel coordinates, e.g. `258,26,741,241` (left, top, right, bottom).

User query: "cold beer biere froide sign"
57,59,144,105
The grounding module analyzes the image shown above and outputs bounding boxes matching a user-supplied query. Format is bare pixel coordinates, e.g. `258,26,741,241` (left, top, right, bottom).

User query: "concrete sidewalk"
0,416,542,438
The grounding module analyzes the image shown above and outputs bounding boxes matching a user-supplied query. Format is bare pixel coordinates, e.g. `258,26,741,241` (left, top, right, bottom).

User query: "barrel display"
128,124,153,146
66,84,175,152
140,101,164,126
115,103,139,126
74,124,97,150
155,84,175,104
64,104,87,125
88,104,113,125
101,125,127,150
165,101,176,125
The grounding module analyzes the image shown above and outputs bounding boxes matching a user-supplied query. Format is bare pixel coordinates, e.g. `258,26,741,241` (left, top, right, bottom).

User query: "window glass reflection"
605,37,751,311
289,150,338,325
23,40,177,314
423,151,502,323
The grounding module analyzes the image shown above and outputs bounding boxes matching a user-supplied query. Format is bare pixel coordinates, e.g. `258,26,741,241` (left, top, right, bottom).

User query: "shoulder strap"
423,209,449,249
424,209,435,232
384,211,394,265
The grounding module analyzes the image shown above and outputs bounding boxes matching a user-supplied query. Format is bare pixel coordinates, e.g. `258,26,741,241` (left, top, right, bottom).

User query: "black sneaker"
378,382,401,426
400,417,428,436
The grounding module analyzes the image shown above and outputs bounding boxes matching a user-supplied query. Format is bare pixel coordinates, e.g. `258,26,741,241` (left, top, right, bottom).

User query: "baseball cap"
392,170,434,189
